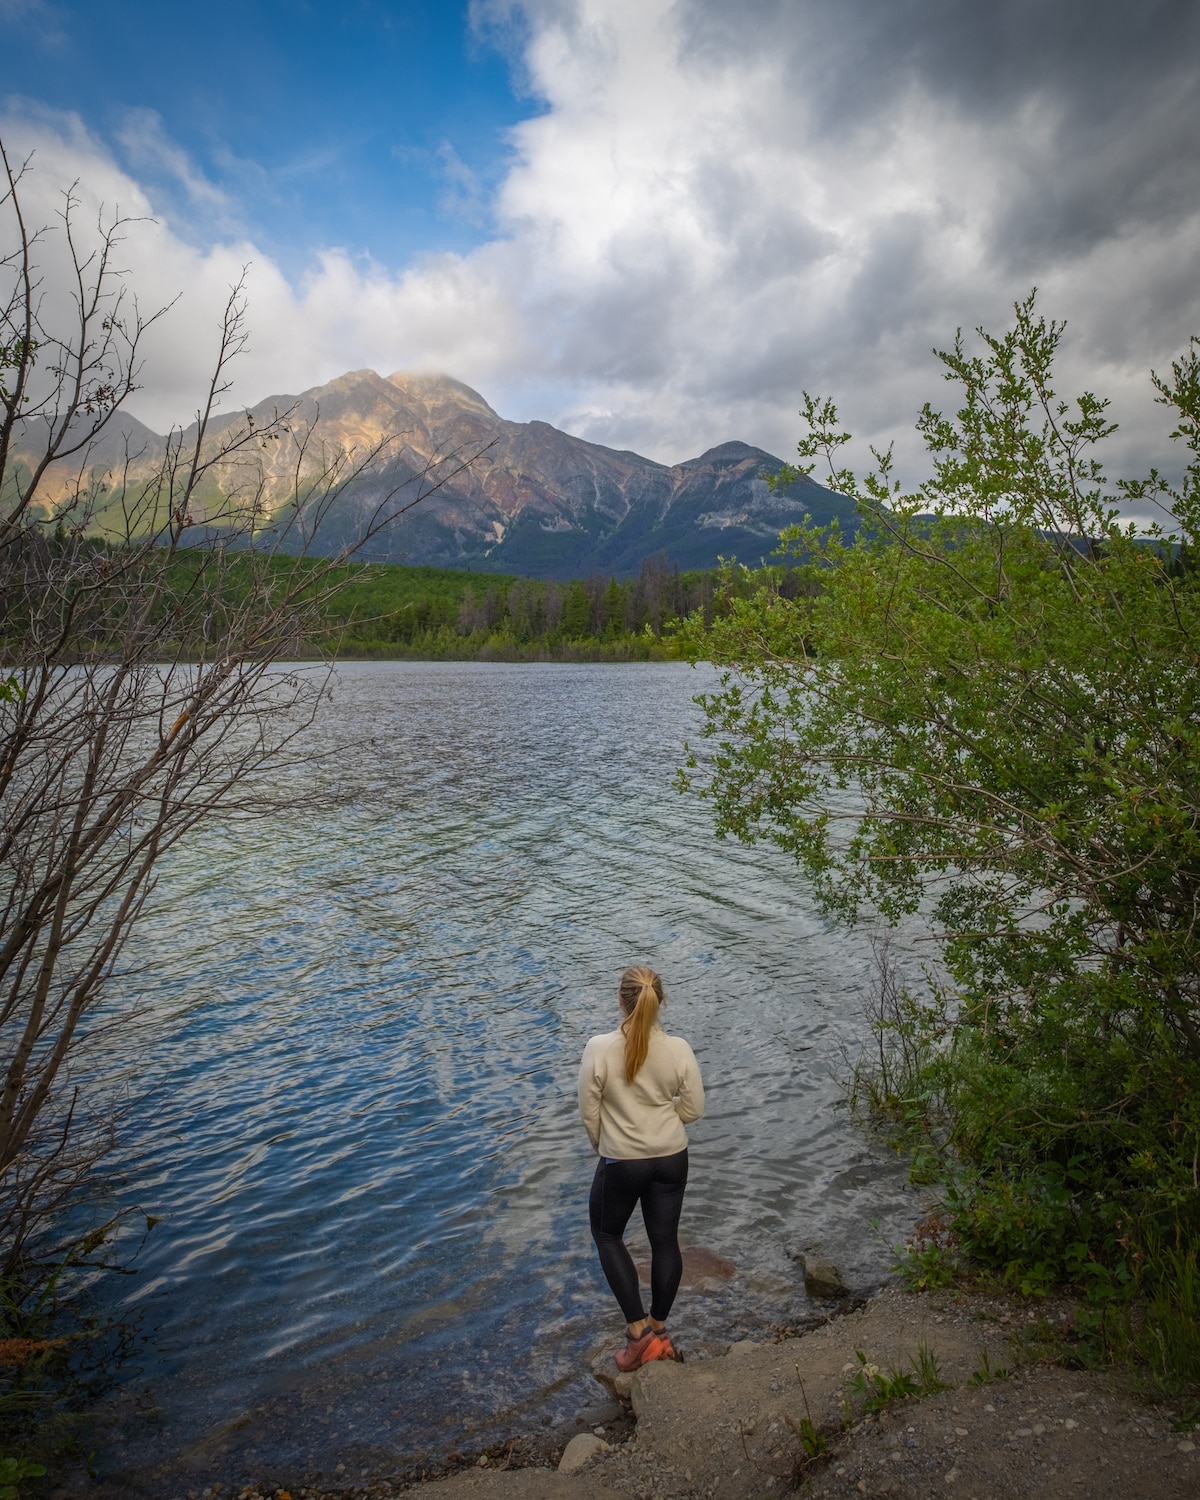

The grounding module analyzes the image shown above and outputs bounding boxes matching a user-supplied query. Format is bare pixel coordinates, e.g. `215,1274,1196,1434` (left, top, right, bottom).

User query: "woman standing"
578,966,705,1371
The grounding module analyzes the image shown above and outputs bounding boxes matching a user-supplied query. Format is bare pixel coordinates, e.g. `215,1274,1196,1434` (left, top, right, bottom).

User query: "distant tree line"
39,549,814,663
330,554,772,660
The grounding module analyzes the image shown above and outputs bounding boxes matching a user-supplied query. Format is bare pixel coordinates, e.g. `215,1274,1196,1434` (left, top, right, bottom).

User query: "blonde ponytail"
619,965,664,1082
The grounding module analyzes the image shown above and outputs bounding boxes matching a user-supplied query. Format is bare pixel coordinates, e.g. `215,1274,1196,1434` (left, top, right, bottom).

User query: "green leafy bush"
681,296,1200,1380
0,1455,46,1500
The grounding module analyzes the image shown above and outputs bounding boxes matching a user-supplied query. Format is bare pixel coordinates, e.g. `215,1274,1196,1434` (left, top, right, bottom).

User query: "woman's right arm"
578,1037,605,1151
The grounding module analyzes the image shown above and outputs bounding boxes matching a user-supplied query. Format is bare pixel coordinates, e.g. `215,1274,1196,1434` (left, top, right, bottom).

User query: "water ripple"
89,662,926,1486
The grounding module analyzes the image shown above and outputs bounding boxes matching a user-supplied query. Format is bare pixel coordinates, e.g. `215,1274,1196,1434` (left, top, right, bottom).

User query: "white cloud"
0,0,65,42
4,0,1200,492
115,107,230,214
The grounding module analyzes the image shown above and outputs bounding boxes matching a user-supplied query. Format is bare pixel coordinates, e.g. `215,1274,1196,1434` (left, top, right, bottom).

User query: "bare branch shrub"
846,940,953,1151
0,139,488,1286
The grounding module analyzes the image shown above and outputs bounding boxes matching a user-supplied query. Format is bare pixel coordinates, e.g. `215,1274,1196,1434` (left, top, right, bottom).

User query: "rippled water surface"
91,661,923,1490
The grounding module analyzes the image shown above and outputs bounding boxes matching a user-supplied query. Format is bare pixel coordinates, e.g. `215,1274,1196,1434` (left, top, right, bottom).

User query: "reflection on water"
89,661,923,1489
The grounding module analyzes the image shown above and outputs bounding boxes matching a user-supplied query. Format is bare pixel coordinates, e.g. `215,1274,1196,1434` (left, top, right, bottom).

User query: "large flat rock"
416,1469,623,1500
618,1289,989,1498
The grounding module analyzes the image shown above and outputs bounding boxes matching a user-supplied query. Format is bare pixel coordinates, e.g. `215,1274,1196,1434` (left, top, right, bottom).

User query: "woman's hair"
619,965,664,1083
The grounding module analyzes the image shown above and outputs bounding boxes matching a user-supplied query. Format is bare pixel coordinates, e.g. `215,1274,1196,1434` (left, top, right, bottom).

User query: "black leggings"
588,1149,688,1324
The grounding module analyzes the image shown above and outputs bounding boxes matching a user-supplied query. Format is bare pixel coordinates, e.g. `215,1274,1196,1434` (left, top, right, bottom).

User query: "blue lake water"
88,660,924,1491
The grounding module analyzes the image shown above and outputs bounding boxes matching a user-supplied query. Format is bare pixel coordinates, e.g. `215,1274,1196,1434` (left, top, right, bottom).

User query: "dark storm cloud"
683,0,1200,265
10,0,1199,495
684,0,1199,128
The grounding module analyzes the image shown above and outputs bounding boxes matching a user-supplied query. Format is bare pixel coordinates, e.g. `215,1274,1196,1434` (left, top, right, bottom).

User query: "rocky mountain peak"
385,371,502,424
678,440,773,470
16,370,858,578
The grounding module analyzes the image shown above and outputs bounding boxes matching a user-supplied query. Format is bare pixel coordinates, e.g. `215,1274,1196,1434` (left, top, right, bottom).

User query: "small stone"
559,1433,610,1473
612,1371,635,1399
1015,1428,1033,1439
1178,1440,1196,1453
1033,1423,1046,1435
945,1469,960,1484
797,1254,850,1299
1064,1419,1078,1429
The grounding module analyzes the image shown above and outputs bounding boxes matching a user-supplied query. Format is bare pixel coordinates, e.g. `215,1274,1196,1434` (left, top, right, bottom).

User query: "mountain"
15,370,858,579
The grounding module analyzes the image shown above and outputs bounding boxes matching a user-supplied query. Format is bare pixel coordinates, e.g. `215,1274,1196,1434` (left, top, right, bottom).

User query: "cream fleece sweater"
578,1023,705,1160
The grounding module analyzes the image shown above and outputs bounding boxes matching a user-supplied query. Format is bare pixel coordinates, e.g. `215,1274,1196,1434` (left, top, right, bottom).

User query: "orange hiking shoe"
614,1328,656,1371
614,1328,677,1372
648,1331,679,1363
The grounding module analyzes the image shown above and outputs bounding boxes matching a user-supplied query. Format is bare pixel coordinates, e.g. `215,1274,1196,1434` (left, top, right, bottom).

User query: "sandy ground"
366,1287,1200,1500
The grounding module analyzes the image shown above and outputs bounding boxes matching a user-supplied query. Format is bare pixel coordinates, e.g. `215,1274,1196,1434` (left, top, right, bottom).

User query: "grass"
847,1343,951,1414
966,1349,1010,1387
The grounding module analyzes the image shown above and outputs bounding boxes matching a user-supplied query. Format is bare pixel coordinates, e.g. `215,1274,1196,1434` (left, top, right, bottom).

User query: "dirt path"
380,1287,1199,1500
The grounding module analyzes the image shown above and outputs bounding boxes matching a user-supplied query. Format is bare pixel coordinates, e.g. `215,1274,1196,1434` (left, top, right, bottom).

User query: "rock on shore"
791,1252,850,1301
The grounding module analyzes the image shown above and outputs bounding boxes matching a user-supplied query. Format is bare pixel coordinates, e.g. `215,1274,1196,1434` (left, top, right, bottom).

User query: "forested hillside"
319,554,728,659
148,551,805,662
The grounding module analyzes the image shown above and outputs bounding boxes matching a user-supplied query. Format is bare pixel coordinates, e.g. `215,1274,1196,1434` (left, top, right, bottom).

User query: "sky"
4,0,1200,491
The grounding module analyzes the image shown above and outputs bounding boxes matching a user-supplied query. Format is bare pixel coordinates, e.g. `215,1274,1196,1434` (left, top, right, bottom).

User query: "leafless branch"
0,139,488,1280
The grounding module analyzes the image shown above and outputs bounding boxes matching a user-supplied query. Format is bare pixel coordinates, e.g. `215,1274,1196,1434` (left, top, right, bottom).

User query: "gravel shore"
381,1286,1199,1500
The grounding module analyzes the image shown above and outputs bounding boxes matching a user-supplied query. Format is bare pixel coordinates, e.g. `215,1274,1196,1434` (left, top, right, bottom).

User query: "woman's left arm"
674,1040,705,1124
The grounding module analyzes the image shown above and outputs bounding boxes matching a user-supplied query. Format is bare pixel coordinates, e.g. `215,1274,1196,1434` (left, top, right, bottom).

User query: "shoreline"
399,1283,1200,1500
67,1284,1200,1500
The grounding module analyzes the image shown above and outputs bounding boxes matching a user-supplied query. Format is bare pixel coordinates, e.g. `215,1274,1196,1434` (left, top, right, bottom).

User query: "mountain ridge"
18,370,858,579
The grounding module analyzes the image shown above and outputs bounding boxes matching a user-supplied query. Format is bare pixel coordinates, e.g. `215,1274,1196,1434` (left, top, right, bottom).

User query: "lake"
88,660,923,1491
